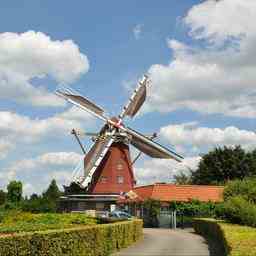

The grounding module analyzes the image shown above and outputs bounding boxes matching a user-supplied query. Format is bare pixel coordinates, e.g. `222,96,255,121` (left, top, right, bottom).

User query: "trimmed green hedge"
193,218,256,256
0,211,99,233
0,219,143,256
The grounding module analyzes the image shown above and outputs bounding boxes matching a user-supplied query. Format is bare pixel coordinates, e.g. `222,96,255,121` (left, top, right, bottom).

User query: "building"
118,183,224,217
59,142,135,213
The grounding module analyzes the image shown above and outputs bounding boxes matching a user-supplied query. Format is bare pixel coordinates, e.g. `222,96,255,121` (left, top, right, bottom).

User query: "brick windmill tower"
56,75,183,212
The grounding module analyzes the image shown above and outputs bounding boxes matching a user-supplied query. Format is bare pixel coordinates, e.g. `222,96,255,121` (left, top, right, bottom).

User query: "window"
117,175,124,184
100,176,108,183
96,203,104,210
116,160,124,171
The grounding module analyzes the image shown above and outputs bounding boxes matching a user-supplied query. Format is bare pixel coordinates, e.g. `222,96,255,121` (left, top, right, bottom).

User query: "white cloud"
144,0,256,118
0,139,14,159
0,106,95,158
135,156,200,185
160,122,256,153
10,152,82,172
133,24,143,40
0,31,89,107
2,151,83,195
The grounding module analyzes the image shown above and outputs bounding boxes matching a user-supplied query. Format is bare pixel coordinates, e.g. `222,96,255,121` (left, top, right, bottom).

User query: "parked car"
109,211,133,220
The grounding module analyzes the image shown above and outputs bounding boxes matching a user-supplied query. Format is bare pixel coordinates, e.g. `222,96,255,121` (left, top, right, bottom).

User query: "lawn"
0,210,98,234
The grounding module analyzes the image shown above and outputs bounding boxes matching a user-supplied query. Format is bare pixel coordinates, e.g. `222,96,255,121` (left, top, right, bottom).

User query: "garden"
0,180,143,255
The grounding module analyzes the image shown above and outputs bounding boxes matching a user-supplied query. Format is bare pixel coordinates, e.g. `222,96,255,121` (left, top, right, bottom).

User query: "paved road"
113,228,222,256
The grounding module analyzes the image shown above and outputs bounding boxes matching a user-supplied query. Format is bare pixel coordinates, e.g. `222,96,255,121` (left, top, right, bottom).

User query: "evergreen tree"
41,179,61,212
7,180,22,203
43,179,61,201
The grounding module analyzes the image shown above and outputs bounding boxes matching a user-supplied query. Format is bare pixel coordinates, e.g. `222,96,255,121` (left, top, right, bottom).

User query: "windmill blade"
132,132,157,165
125,127,183,162
119,75,148,120
55,88,107,122
79,131,115,188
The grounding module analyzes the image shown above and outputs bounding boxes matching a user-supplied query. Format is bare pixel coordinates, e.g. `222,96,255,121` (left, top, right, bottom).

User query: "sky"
1,0,256,195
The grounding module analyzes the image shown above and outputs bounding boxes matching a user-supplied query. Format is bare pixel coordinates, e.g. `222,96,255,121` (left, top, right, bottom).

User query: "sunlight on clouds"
0,106,94,158
0,31,89,107
160,122,256,153
2,151,83,195
145,0,256,118
135,157,201,185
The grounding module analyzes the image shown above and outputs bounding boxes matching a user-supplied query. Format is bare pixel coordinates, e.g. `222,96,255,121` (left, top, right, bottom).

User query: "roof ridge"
151,183,224,188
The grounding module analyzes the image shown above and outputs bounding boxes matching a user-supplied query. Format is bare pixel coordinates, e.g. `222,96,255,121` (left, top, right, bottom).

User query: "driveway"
113,228,223,256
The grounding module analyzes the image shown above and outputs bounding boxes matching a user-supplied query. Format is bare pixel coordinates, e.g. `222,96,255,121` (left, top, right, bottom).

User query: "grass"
0,210,99,234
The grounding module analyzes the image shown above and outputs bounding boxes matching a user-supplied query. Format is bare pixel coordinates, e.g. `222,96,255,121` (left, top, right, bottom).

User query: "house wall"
58,199,116,212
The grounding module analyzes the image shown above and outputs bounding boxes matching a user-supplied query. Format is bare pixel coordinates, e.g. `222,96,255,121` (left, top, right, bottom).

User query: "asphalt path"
113,228,223,256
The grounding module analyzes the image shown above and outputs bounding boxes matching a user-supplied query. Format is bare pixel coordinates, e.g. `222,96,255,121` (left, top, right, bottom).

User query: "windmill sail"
80,134,115,188
119,75,148,119
124,83,146,117
55,89,106,122
125,127,183,162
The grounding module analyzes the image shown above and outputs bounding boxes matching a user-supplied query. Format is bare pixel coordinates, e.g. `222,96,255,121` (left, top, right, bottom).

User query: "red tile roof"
119,183,224,203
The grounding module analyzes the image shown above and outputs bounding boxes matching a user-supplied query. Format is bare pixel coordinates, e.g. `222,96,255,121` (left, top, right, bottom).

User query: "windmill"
56,75,183,194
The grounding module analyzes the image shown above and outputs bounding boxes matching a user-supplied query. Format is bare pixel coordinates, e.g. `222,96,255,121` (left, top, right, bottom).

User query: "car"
109,210,133,220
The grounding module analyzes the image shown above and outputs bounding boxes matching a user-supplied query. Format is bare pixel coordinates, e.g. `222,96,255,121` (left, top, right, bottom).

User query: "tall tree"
0,189,6,205
42,179,61,212
192,146,256,185
173,171,192,185
7,181,22,203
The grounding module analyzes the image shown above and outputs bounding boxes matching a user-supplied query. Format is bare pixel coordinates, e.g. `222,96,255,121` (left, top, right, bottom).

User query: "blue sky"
1,0,256,195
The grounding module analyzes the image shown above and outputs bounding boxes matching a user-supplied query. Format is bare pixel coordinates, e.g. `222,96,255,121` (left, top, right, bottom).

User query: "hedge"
0,219,143,256
193,218,256,256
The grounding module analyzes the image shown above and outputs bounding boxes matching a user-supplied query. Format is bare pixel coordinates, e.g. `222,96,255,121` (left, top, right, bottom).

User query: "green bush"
219,178,256,227
143,199,160,227
224,178,256,203
221,196,256,227
193,218,256,256
0,219,143,256
174,200,217,217
0,211,98,233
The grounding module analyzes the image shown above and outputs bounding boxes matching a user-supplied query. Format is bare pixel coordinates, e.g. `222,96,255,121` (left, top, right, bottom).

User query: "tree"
7,181,22,203
41,179,61,212
43,179,61,201
63,182,86,195
192,146,256,185
0,189,6,205
143,199,161,227
173,171,192,185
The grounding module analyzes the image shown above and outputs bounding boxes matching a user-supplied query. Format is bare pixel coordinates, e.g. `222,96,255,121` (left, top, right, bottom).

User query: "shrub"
170,200,218,218
220,178,256,227
0,219,143,256
0,211,99,233
221,196,256,227
193,218,256,256
224,178,256,203
143,199,160,227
